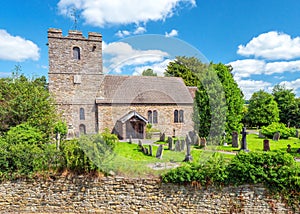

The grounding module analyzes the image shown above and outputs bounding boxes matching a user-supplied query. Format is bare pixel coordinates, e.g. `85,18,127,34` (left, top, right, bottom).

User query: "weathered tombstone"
143,147,149,155
138,140,143,149
287,144,291,153
296,129,299,138
273,132,280,141
258,130,265,138
167,136,173,151
200,137,207,148
56,132,61,151
160,133,166,142
148,145,153,156
263,139,270,151
175,140,181,152
156,145,164,159
183,135,193,162
129,135,133,144
240,127,249,152
232,131,239,148
181,139,186,151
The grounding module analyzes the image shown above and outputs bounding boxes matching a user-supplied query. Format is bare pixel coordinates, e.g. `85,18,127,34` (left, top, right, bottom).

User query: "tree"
142,68,157,76
165,57,244,143
0,73,58,138
244,90,279,128
272,84,299,127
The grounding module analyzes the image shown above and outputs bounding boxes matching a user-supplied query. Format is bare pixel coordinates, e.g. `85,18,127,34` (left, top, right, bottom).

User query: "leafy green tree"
244,90,279,128
0,73,57,138
272,84,299,127
165,57,244,142
141,68,157,76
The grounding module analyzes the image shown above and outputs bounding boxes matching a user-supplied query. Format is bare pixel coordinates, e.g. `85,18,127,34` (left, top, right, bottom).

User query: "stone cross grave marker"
167,136,173,151
263,139,270,151
240,127,249,152
273,132,280,141
156,145,164,159
232,131,239,148
183,135,193,162
175,139,181,152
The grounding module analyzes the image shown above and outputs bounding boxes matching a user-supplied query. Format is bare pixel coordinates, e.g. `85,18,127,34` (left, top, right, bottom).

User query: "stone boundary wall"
0,176,295,213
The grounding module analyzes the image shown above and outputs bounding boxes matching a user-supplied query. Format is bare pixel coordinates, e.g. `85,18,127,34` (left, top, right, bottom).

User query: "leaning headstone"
263,139,270,151
273,132,280,141
180,139,186,151
156,145,164,159
138,140,143,149
183,135,193,162
232,131,239,148
160,133,166,142
200,137,207,148
258,131,265,138
175,140,181,152
167,136,173,151
287,144,291,153
148,145,153,156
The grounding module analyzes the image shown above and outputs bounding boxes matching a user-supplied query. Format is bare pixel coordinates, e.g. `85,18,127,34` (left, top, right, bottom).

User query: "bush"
261,122,296,139
6,123,44,144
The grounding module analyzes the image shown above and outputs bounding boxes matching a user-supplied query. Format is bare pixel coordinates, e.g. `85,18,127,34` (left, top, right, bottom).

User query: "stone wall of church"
97,104,194,137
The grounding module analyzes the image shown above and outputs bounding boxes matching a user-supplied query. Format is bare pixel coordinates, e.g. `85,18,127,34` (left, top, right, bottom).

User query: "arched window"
174,110,179,123
80,108,85,120
73,47,80,60
79,124,86,135
153,110,158,124
148,110,153,124
179,110,184,123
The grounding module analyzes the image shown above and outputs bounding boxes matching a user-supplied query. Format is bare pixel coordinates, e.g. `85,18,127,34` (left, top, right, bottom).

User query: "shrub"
261,122,296,139
6,123,44,144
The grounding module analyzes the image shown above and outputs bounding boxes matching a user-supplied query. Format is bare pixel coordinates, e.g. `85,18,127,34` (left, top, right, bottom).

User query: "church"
48,28,195,139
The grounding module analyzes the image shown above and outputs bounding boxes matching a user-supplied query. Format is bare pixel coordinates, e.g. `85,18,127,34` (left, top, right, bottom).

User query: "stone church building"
48,28,195,139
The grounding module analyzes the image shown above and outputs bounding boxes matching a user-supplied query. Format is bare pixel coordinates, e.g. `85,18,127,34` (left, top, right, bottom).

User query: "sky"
1,0,300,99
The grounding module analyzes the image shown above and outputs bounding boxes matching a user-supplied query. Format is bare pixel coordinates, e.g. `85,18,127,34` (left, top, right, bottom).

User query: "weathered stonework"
0,176,296,213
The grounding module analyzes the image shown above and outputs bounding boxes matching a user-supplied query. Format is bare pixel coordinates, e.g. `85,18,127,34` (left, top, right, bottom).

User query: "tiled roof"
96,75,193,104
117,111,148,123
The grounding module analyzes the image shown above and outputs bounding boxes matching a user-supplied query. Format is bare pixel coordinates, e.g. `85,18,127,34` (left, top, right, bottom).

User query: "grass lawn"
217,134,300,158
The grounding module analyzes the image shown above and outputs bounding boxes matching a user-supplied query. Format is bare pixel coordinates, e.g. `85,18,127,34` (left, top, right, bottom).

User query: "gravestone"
287,144,291,153
167,136,173,151
240,127,249,152
129,135,133,144
148,145,153,156
258,131,265,138
183,135,193,162
297,148,300,154
232,131,239,148
222,131,227,146
200,137,207,148
160,133,166,142
263,139,270,151
175,140,181,152
296,129,299,138
181,139,186,151
143,147,149,155
138,140,143,149
156,145,164,159
273,132,280,141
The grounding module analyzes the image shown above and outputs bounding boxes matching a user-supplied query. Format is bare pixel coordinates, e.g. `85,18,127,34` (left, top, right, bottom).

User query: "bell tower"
48,28,104,135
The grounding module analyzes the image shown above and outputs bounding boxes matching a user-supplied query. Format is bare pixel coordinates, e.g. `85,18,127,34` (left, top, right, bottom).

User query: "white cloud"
103,42,169,74
115,26,147,38
133,59,173,76
134,26,146,35
228,59,265,78
58,0,196,27
279,79,300,92
165,29,178,37
235,79,272,100
0,29,39,62
238,31,300,60
115,30,131,38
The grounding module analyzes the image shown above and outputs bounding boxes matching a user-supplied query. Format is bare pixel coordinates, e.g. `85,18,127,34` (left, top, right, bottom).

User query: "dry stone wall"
0,176,295,213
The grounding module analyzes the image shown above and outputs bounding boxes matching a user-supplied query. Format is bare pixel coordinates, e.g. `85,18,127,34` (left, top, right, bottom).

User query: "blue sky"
1,0,300,99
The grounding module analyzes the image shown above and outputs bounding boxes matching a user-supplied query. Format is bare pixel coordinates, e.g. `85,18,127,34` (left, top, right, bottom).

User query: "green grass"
217,134,300,158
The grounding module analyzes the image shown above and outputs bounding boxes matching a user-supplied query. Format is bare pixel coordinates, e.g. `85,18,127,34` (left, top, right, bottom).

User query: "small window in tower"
73,47,80,60
80,108,85,120
179,110,184,123
174,110,179,123
153,110,158,124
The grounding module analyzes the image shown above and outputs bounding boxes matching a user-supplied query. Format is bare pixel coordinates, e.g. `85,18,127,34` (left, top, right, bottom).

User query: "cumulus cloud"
238,31,300,60
115,30,131,38
134,26,146,35
58,0,196,27
133,59,173,76
235,79,272,100
103,42,169,74
0,29,39,62
279,79,300,92
115,26,147,38
165,29,178,37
